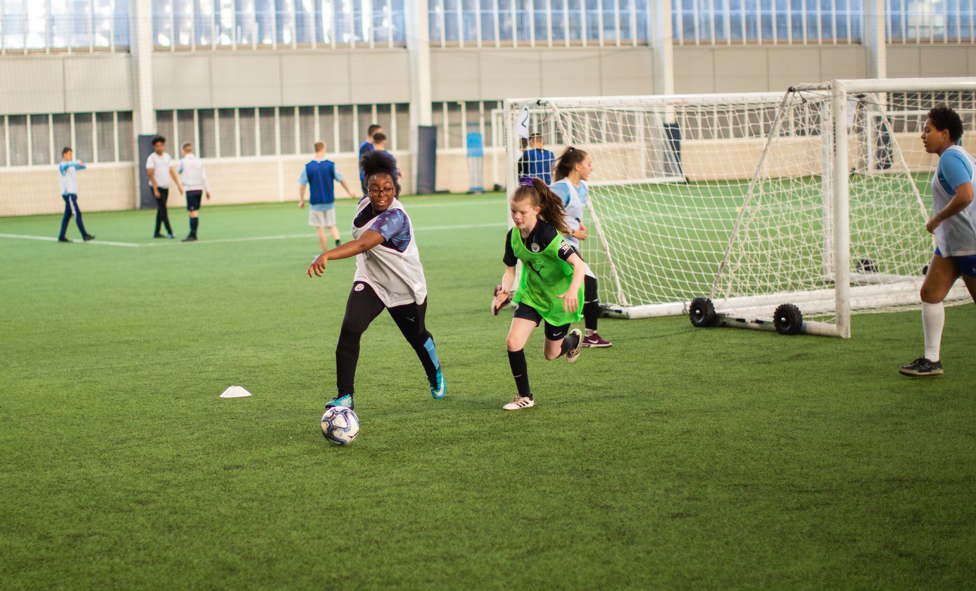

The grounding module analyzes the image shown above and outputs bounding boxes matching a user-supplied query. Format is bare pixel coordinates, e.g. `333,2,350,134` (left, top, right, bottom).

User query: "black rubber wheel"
689,297,719,328
856,258,878,273
773,303,803,336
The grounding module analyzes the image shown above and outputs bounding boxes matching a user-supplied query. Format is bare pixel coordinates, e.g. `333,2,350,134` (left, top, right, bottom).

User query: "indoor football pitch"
1,193,974,590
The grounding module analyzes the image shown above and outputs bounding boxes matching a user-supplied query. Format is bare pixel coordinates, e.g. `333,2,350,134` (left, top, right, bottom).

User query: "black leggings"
336,282,440,396
155,188,173,236
584,274,600,331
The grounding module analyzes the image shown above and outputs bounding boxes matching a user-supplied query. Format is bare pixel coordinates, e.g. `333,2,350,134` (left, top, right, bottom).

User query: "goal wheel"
689,297,719,328
773,304,803,336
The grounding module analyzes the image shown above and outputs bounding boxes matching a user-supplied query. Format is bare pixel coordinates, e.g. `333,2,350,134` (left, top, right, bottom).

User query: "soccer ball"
320,406,360,446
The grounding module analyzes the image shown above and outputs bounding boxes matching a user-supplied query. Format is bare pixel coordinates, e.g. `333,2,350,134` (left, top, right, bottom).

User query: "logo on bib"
354,283,365,292
531,243,540,253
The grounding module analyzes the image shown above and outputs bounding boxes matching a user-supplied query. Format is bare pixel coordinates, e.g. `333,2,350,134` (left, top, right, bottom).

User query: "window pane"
0,119,7,167
240,108,257,156
279,107,297,155
376,104,393,147
96,112,115,162
338,105,355,152
118,112,134,161
357,105,375,148
177,110,195,151
198,109,217,158
8,116,29,166
31,115,51,166
153,0,173,46
299,106,316,152
395,103,409,152
259,107,277,155
75,114,94,163
318,106,337,153
219,108,237,157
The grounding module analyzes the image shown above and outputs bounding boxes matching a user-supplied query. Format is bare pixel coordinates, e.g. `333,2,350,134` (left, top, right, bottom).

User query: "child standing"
517,133,556,185
300,141,358,252
550,147,612,348
307,151,445,410
57,147,95,242
176,142,211,242
492,177,585,411
146,135,183,239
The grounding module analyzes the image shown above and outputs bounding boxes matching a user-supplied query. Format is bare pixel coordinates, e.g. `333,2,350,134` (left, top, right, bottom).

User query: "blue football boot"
429,369,446,399
326,393,354,410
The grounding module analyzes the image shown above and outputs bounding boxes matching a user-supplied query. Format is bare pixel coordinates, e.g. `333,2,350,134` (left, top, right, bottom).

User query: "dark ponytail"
553,146,588,182
512,177,570,235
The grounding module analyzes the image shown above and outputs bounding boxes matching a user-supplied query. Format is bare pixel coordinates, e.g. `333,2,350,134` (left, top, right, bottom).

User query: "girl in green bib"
492,177,586,411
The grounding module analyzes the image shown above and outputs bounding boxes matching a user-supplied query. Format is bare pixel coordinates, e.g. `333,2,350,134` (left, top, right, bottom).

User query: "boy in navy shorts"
177,142,211,242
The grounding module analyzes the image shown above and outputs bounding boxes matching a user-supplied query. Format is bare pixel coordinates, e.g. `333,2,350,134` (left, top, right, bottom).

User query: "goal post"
502,79,976,338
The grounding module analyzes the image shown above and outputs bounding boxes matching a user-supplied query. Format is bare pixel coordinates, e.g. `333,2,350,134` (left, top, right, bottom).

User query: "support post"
130,0,155,209
649,0,674,97
406,0,432,195
864,0,886,80
831,81,852,338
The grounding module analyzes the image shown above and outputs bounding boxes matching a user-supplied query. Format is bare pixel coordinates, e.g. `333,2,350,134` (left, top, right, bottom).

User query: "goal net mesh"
506,87,975,327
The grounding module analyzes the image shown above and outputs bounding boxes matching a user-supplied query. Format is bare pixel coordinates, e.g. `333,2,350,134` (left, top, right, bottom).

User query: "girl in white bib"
899,105,976,377
308,152,445,409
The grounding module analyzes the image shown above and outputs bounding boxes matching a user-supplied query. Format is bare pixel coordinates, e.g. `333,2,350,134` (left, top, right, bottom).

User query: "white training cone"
219,386,252,399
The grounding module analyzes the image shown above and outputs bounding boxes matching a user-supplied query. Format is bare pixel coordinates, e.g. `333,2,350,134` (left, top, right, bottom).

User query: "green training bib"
511,228,583,327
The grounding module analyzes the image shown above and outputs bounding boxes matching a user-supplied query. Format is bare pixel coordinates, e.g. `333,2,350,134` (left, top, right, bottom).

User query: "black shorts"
186,190,203,211
513,302,571,341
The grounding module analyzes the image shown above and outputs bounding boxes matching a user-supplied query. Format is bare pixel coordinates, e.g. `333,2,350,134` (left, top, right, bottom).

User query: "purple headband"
518,176,535,187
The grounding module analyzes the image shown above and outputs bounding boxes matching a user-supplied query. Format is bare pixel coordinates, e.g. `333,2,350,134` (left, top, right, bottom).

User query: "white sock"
585,329,595,337
921,302,945,362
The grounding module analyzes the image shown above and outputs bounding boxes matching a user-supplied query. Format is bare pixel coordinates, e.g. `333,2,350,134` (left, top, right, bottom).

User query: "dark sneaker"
181,234,197,242
581,333,612,348
565,328,583,364
83,234,95,241
899,357,944,377
58,237,71,243
502,395,534,411
429,369,446,399
326,394,354,410
154,234,166,239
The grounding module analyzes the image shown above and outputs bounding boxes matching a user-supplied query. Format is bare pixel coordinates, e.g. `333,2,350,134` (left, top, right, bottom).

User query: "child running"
492,177,585,411
307,151,445,410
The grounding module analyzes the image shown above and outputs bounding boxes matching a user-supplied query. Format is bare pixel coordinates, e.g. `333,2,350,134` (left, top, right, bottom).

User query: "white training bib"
351,198,428,308
931,145,976,257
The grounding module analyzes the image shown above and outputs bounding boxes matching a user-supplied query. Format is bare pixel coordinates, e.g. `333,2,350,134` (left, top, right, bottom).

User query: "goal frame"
503,78,976,338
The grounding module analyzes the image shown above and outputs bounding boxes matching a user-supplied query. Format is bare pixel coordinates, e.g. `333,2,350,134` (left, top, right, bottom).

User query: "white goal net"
503,78,976,338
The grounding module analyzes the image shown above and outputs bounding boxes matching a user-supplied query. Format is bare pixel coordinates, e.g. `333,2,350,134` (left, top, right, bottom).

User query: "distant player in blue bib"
517,133,555,185
300,141,358,252
899,105,976,378
358,124,382,194
57,147,95,243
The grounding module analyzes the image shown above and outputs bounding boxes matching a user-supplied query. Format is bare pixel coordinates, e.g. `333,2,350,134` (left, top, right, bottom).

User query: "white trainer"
565,328,583,364
502,395,535,411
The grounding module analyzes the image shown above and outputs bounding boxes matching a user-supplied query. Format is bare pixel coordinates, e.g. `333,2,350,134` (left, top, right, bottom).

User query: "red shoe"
581,333,612,348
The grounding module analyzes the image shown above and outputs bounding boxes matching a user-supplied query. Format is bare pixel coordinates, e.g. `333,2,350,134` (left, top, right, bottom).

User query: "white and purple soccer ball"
320,406,360,446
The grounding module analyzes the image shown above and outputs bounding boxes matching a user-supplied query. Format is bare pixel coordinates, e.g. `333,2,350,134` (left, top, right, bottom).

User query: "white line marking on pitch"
0,222,507,248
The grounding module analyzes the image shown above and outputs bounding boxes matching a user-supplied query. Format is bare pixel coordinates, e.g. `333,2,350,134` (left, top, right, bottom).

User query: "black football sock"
559,332,580,357
583,275,600,332
508,349,531,398
190,217,199,235
335,239,341,247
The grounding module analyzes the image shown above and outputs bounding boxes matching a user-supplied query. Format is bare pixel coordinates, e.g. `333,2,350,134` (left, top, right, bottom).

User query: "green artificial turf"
1,194,974,590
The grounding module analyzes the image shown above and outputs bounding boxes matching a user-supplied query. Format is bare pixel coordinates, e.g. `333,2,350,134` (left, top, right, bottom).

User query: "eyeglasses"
369,187,396,198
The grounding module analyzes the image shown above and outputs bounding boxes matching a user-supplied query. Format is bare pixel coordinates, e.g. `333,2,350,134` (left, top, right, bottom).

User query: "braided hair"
360,150,400,197
512,177,570,235
553,146,589,182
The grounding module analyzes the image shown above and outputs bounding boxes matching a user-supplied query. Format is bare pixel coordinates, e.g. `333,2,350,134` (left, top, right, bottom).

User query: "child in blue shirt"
517,133,556,185
57,147,94,243
300,141,358,252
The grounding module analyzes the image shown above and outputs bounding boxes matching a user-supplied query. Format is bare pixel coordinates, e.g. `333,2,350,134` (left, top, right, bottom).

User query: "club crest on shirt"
531,243,540,253
354,283,365,292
